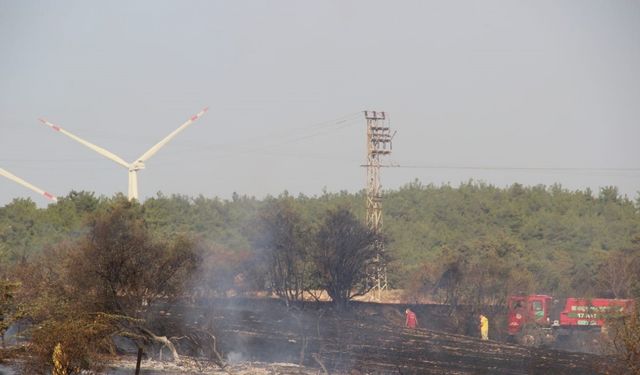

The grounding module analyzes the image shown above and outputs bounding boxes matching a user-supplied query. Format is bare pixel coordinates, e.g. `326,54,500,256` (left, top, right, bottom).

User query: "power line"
161,115,363,156
246,117,361,150
144,111,362,154
385,164,640,172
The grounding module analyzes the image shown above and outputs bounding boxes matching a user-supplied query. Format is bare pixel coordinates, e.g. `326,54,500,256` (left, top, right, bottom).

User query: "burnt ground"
146,298,620,375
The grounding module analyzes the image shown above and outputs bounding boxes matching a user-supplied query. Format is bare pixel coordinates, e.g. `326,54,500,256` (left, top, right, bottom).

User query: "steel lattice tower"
364,110,393,299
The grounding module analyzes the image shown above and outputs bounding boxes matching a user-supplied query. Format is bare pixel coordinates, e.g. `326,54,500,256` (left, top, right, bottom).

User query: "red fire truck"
507,294,634,347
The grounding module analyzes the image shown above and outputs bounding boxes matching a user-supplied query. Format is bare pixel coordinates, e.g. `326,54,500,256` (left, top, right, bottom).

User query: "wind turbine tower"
39,107,208,201
1,167,57,202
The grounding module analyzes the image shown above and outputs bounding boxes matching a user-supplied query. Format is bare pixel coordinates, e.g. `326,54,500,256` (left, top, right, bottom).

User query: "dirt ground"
140,297,619,374
103,357,321,374
0,298,623,374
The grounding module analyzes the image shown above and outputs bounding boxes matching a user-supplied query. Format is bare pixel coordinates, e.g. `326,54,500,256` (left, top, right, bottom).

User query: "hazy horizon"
2,1,639,206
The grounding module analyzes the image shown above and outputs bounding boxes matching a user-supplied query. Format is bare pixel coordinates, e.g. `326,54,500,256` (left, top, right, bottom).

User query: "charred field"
142,297,617,375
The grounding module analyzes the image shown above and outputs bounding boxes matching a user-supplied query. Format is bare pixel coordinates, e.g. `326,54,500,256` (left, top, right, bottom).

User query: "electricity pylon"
364,110,393,300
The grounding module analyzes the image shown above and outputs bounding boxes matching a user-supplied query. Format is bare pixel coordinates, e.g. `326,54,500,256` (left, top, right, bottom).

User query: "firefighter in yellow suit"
52,343,67,375
479,314,489,340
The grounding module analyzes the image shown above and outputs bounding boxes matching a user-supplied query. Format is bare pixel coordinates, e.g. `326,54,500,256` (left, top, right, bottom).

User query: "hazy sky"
1,0,639,206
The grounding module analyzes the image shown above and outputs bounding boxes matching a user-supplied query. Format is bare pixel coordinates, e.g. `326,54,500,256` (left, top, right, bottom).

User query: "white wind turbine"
0,167,57,202
39,107,208,201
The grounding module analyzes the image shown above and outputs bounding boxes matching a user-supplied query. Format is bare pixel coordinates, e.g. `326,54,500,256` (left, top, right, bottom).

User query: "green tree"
0,198,43,264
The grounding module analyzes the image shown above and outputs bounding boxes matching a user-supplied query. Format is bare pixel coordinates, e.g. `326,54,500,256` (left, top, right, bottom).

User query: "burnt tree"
72,199,198,317
255,199,312,305
312,208,378,308
19,198,200,372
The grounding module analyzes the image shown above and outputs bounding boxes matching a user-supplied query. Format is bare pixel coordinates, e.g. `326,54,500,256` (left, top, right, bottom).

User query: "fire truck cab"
507,294,552,336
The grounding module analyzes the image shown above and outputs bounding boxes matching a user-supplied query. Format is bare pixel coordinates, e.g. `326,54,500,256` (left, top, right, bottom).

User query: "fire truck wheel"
521,334,536,346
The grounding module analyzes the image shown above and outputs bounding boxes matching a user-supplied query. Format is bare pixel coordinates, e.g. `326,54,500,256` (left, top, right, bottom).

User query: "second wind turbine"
39,107,208,201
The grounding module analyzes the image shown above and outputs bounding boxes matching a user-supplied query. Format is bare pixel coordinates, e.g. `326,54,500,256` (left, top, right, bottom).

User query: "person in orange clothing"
405,308,418,329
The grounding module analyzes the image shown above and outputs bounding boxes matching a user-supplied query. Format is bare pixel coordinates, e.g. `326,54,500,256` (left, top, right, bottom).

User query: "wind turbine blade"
135,107,208,163
0,168,57,202
39,118,131,169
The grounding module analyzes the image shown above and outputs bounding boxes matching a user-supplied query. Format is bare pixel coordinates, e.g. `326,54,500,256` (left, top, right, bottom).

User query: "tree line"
2,182,639,303
1,181,639,372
